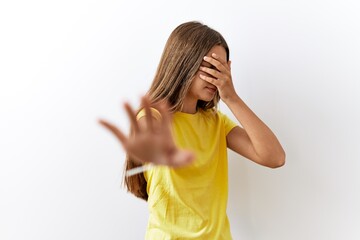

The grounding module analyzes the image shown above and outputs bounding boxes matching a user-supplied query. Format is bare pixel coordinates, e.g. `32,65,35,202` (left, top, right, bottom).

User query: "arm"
224,96,285,168
199,53,285,168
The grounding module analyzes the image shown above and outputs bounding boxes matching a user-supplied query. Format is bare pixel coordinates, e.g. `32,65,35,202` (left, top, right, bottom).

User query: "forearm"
224,94,285,166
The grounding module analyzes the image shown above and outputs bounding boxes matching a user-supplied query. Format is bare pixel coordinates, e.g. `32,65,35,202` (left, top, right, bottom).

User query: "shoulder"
214,109,238,134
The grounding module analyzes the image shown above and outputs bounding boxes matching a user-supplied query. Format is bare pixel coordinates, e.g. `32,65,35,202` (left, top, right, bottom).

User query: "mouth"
205,86,217,93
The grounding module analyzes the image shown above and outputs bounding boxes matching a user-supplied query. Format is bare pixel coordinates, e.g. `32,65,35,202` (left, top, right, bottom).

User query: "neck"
181,97,197,114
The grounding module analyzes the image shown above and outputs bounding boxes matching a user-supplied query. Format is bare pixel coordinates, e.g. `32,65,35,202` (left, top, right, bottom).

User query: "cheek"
190,76,204,90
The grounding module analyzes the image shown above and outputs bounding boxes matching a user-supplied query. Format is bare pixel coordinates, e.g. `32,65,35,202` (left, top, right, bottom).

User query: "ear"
228,60,232,69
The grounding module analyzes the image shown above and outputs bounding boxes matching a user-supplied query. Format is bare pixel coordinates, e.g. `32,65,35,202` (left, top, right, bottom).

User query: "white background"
1,0,359,239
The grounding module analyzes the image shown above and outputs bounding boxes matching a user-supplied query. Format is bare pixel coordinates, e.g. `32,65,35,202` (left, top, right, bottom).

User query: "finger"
199,66,222,79
203,55,228,72
211,53,229,68
124,102,140,132
199,74,220,87
169,150,195,167
142,96,154,132
157,100,172,126
98,119,128,148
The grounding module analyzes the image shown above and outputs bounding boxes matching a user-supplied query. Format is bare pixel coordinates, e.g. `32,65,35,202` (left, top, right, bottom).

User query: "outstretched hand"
98,96,195,167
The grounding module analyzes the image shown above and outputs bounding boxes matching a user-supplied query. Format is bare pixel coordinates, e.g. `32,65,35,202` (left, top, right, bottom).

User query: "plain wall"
1,0,359,239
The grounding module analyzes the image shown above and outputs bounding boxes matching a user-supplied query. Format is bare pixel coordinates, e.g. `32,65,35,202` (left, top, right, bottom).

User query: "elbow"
266,150,286,169
270,151,286,168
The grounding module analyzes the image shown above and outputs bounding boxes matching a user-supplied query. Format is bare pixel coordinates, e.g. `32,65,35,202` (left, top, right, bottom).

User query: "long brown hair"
124,21,230,201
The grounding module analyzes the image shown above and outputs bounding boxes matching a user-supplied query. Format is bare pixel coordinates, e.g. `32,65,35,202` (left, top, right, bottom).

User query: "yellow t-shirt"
138,108,237,240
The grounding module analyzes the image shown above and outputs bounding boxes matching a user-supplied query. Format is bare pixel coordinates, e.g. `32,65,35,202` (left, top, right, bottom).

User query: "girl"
99,21,285,240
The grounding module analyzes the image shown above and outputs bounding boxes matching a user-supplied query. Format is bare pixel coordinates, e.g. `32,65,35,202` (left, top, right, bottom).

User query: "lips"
205,86,217,93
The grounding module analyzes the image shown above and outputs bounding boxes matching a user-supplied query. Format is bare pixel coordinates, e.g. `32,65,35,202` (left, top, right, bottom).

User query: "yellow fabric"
138,108,237,240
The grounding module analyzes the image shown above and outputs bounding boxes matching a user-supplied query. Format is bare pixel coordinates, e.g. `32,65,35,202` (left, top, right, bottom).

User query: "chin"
199,95,215,102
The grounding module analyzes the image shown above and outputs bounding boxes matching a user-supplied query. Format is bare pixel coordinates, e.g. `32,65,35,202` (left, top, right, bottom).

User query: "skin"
99,98,195,167
198,45,285,168
99,45,285,168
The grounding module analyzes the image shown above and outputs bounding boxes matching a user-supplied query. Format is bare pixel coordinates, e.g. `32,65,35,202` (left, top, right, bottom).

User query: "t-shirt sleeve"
218,111,238,135
136,107,162,121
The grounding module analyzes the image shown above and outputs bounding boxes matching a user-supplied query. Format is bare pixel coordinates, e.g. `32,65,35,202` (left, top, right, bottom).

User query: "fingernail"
212,53,217,57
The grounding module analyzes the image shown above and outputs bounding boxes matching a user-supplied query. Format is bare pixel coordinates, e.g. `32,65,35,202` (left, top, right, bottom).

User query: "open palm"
99,97,194,167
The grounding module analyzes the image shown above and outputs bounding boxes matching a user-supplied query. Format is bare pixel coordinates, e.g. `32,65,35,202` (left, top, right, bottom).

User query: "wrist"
222,93,241,106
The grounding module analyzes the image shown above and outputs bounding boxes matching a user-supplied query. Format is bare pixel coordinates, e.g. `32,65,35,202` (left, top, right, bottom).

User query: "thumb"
169,150,195,167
